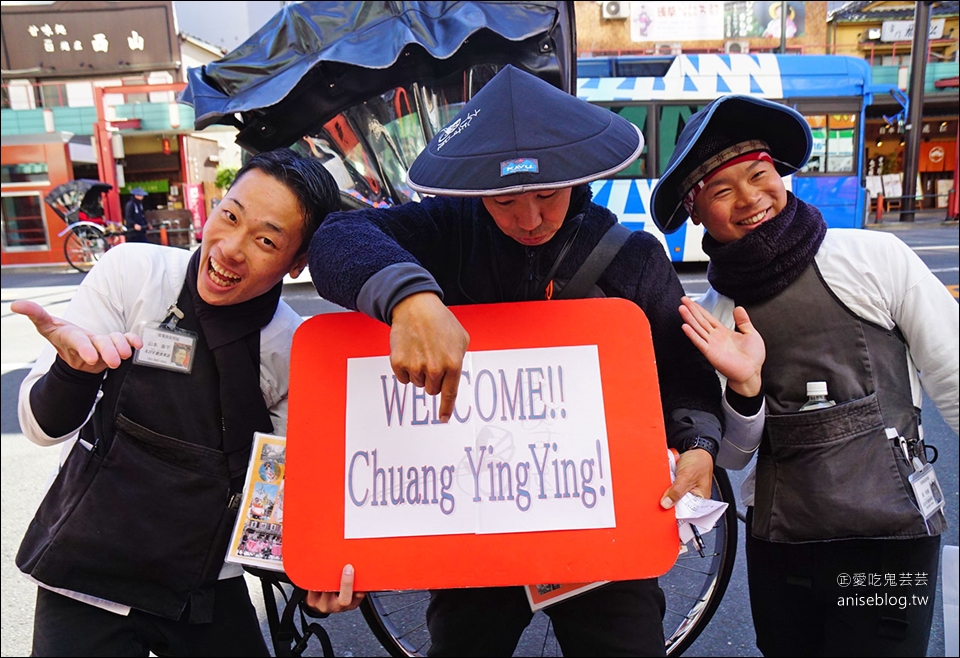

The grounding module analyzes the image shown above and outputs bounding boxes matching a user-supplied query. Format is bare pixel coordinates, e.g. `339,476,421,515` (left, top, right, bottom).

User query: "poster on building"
184,183,206,237
724,1,807,39
631,2,725,42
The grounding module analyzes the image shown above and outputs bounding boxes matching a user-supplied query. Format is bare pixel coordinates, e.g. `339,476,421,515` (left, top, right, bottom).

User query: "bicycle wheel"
362,589,432,657
361,468,738,657
661,467,737,655
63,225,107,273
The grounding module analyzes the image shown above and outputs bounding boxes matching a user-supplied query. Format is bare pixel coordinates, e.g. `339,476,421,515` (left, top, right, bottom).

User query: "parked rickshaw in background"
43,179,125,272
181,2,735,656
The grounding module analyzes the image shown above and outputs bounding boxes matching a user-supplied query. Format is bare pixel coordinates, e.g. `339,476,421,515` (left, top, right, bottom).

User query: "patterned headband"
680,140,772,214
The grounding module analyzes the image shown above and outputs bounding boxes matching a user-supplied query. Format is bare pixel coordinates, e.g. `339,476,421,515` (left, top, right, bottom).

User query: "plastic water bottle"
799,381,836,411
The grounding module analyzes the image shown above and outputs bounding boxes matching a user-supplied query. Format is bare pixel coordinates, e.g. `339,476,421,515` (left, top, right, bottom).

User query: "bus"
577,53,874,261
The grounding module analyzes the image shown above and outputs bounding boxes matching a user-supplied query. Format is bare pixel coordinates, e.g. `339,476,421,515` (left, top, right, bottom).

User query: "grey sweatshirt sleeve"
356,263,444,324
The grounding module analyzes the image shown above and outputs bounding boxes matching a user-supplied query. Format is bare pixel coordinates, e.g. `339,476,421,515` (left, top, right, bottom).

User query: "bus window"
574,54,872,259
658,105,706,175
607,105,648,177
801,113,857,175
803,115,827,173
827,113,856,174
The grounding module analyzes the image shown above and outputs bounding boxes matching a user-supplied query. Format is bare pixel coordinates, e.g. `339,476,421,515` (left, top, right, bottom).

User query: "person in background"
307,64,761,657
124,186,149,242
14,148,361,657
651,94,958,657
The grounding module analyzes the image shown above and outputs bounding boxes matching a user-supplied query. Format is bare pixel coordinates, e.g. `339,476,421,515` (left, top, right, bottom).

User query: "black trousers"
746,509,941,657
425,579,666,657
31,576,269,657
125,228,148,243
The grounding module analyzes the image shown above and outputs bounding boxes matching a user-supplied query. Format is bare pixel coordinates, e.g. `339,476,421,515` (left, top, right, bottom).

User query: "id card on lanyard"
133,303,197,374
909,464,945,521
886,427,945,532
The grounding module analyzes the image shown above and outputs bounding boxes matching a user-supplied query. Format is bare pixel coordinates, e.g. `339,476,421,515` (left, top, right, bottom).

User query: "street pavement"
1,215,957,657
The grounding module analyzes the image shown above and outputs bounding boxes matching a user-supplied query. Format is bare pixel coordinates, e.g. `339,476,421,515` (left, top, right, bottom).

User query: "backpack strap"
555,223,631,299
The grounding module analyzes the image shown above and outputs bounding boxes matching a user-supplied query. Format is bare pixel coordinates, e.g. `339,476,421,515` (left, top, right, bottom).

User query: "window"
801,113,857,174
299,113,393,208
607,105,648,177
5,79,36,110
2,193,49,250
1,162,49,184
658,104,707,175
295,65,503,208
39,82,69,109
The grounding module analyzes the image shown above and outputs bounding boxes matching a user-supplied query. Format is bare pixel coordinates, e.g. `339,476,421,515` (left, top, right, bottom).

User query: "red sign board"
184,183,206,234
284,298,678,592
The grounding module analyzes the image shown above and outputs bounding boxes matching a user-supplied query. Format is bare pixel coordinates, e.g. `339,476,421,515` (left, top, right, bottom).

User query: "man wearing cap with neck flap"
309,65,761,657
651,95,958,657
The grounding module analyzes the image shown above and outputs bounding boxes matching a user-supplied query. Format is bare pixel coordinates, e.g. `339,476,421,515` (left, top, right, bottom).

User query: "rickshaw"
43,179,121,272
181,2,735,655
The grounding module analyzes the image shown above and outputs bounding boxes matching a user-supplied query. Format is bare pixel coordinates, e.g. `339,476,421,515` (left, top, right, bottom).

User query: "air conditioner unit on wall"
724,40,750,54
654,42,683,55
602,1,628,20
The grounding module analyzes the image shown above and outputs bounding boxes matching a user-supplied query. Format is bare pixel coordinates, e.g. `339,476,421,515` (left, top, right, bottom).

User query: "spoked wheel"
661,467,737,655
63,225,107,272
361,468,738,657
362,589,432,657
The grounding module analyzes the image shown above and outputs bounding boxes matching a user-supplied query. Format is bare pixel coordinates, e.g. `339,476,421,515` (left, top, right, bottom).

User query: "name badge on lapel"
133,303,197,374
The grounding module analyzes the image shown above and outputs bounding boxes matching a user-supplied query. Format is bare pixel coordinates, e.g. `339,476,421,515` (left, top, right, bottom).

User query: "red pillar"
93,87,121,224
93,82,187,225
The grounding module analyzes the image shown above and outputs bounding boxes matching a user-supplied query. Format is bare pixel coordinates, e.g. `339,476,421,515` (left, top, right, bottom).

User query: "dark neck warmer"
703,192,827,304
184,249,282,476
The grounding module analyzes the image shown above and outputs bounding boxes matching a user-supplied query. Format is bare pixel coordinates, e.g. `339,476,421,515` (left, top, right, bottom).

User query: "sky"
173,1,284,51
0,1,870,54
173,1,863,53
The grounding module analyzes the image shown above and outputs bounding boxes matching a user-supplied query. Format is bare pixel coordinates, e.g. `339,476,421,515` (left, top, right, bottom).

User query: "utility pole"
779,1,788,54
900,0,932,222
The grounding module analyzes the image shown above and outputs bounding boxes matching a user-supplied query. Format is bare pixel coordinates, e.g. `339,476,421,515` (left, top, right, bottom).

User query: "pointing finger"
437,368,461,423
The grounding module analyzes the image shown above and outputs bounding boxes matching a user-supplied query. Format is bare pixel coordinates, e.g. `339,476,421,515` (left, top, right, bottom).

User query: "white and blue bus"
577,53,874,261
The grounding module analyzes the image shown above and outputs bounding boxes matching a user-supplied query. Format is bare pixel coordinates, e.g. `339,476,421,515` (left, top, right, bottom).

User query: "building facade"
573,1,958,211
828,1,958,211
1,0,232,267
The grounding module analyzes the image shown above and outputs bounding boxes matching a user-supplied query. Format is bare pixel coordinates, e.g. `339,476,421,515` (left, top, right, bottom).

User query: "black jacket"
308,185,723,446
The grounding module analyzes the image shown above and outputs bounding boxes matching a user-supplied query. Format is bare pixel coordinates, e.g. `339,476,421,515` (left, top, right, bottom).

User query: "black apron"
17,281,257,623
744,263,944,543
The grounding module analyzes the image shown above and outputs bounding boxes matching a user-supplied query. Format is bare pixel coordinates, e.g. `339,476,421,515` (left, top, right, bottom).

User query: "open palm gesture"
679,296,764,397
11,300,142,374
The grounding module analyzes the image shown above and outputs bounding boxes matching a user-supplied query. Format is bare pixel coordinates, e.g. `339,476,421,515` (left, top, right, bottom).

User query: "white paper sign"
343,346,616,539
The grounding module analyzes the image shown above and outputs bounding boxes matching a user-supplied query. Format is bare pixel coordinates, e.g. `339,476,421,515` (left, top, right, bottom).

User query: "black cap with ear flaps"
650,95,812,234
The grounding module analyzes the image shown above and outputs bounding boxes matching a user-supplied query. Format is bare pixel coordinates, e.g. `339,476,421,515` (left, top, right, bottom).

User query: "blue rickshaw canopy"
179,1,574,153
